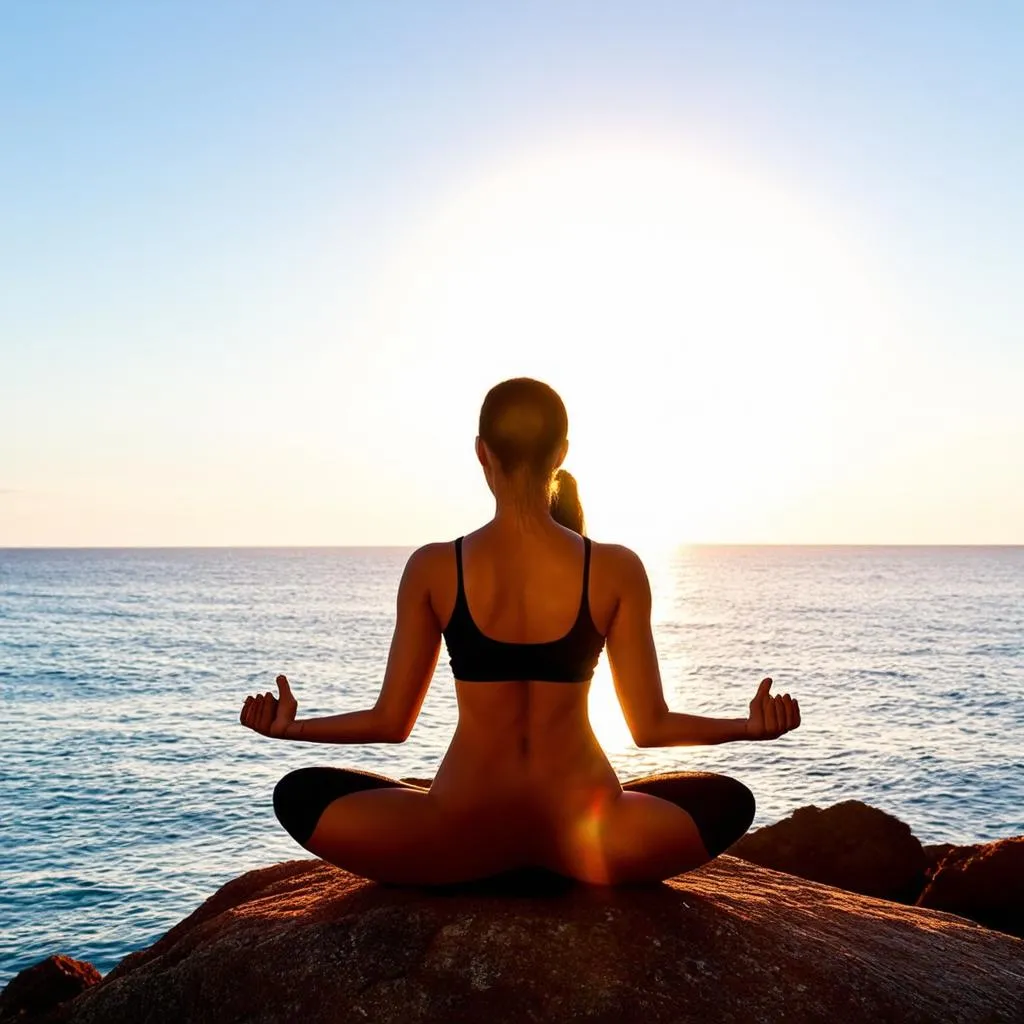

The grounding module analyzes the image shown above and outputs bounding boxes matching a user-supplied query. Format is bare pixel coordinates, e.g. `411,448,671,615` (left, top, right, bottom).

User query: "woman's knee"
272,766,409,848
273,767,328,846
702,775,755,856
730,776,756,834
624,772,755,858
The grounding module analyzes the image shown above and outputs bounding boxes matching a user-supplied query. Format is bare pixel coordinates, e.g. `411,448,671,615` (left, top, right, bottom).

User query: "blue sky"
2,2,1022,545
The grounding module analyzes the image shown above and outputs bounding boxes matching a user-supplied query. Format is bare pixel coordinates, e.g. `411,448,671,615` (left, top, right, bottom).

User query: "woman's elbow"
628,717,664,749
631,733,662,749
377,715,413,743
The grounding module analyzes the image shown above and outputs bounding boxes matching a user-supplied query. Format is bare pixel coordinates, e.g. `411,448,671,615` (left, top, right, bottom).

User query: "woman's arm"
604,546,799,747
283,705,400,743
240,545,444,743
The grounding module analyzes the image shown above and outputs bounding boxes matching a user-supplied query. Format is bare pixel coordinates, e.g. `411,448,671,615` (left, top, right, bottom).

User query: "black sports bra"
442,536,606,683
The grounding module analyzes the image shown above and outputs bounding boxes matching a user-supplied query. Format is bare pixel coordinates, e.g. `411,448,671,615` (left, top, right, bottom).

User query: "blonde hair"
479,378,585,535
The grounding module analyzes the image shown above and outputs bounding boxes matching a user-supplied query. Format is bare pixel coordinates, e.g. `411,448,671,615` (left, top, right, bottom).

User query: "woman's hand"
240,675,299,739
745,677,800,741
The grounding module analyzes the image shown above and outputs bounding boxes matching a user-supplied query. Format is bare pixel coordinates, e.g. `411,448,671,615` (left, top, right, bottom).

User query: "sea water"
1,545,1022,983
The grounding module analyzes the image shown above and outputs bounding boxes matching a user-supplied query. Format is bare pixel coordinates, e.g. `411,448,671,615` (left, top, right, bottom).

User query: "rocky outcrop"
729,799,928,903
917,837,1024,938
39,855,1024,1024
0,955,100,1023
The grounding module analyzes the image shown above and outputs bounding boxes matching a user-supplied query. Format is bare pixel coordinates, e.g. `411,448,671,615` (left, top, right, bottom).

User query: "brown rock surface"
0,955,100,1023
730,800,928,902
923,842,966,880
43,855,1024,1024
917,837,1024,938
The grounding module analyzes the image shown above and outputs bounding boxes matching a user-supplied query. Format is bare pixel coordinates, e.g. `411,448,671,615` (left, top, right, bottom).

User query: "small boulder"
730,800,928,902
0,955,100,1023
917,837,1024,938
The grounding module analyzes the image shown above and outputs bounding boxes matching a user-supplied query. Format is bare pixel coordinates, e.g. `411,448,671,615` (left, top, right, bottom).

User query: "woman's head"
476,378,585,534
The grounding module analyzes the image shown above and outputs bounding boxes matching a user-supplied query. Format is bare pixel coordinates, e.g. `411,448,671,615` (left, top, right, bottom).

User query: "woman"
240,378,800,885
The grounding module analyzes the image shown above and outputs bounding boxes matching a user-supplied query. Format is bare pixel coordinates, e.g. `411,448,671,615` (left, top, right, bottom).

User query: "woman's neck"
490,492,552,535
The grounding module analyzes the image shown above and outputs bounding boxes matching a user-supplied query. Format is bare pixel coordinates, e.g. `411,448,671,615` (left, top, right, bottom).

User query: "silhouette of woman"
240,378,800,885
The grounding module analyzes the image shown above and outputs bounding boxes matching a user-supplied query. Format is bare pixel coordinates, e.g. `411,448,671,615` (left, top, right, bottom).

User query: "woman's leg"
272,767,524,885
273,766,425,848
622,771,756,858
273,766,754,886
547,771,755,885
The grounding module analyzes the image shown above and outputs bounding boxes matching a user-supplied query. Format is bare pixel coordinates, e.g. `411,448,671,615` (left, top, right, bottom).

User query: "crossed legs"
272,767,755,885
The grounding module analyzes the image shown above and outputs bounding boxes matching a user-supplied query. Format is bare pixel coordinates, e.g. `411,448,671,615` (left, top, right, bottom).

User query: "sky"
2,1,1022,547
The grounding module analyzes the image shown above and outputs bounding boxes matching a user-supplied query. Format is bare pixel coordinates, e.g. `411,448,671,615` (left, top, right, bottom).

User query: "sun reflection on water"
587,658,634,753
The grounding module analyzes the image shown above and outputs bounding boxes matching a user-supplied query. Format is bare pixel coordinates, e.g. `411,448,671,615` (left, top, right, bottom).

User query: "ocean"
1,545,1022,984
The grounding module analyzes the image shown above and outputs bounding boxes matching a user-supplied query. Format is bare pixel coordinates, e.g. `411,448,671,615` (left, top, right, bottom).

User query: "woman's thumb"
276,674,292,697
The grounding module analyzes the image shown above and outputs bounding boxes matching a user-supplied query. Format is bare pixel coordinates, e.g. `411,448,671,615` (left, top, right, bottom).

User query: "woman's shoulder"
588,539,651,593
404,541,457,574
589,537,645,567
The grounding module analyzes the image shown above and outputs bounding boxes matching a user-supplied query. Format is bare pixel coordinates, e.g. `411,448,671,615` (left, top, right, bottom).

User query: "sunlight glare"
587,658,635,754
347,135,884,545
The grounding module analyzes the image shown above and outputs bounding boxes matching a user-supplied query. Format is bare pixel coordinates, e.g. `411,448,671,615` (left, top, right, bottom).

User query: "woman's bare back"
280,526,720,884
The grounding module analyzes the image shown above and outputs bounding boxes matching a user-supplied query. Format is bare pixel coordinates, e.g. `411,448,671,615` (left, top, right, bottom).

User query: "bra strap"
454,536,465,598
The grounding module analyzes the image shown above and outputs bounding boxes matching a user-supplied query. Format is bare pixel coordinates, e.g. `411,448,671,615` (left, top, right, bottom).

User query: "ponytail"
550,469,585,535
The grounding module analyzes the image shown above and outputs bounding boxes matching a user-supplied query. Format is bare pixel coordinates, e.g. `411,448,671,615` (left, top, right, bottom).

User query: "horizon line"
3,543,1024,551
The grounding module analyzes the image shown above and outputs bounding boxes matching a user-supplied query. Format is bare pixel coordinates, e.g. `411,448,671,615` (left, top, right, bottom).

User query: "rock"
922,842,985,885
917,837,1024,938
730,800,928,903
48,856,1023,1024
923,842,962,877
0,955,100,1023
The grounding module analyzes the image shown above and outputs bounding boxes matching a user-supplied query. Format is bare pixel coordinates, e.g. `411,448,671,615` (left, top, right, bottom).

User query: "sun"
347,134,881,546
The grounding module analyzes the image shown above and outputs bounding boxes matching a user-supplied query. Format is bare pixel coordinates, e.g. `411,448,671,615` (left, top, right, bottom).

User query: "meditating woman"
240,377,800,885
